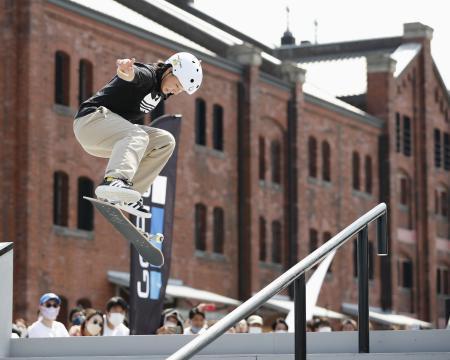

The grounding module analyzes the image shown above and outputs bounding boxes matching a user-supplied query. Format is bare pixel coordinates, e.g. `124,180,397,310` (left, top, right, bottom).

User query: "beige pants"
73,106,176,194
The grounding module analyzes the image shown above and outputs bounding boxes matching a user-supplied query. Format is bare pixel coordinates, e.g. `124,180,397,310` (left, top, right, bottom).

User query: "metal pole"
166,204,386,360
294,274,306,360
358,226,369,353
377,213,388,256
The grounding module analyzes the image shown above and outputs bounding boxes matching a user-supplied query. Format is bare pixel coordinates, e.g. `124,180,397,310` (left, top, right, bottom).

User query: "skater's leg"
131,126,176,194
73,106,150,181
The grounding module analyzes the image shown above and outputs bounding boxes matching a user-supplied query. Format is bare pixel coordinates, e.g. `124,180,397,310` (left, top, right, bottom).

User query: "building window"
399,259,413,289
352,152,360,190
212,104,224,151
322,141,331,182
308,136,317,178
53,171,69,227
309,228,318,254
395,113,401,153
213,207,224,254
323,232,332,274
272,221,282,264
403,116,411,156
55,51,70,106
259,217,267,262
434,129,442,168
77,177,94,231
195,203,207,251
271,140,281,184
441,191,448,217
365,155,372,194
195,98,206,146
444,132,450,171
78,59,93,105
399,176,410,206
259,137,265,181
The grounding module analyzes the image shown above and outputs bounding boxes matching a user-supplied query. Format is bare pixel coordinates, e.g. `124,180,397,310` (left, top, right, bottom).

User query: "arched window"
403,116,411,157
259,217,266,262
322,141,331,182
308,137,317,178
398,258,413,289
55,51,70,106
213,104,224,151
195,203,207,251
271,140,281,184
213,207,224,254
77,177,94,231
365,155,372,194
272,221,282,264
195,98,206,146
259,137,265,181
78,59,93,105
352,152,360,190
53,171,69,227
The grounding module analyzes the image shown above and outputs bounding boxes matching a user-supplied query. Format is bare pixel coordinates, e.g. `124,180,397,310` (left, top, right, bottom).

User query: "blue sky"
194,0,450,89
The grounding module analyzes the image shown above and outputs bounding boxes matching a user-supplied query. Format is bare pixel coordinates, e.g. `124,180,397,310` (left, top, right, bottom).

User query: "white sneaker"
95,177,141,204
117,198,152,219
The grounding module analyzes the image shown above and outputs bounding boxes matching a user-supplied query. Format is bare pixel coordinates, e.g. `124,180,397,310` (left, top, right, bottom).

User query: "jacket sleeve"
130,64,157,87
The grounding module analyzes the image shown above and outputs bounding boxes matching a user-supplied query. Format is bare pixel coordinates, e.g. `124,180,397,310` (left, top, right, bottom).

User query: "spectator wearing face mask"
247,315,264,334
157,309,184,335
79,309,104,336
103,297,130,336
27,293,69,338
184,307,206,335
14,318,28,338
272,318,289,333
316,318,333,332
235,319,249,333
340,318,357,331
68,307,85,336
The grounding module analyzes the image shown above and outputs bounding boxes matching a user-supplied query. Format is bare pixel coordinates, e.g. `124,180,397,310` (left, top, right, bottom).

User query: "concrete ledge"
8,330,450,358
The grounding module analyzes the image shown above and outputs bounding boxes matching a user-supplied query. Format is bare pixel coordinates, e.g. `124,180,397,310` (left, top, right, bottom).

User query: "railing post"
294,273,306,360
377,213,388,255
357,226,369,353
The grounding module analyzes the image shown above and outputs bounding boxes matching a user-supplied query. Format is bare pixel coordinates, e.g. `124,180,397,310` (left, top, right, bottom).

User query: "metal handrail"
167,203,388,360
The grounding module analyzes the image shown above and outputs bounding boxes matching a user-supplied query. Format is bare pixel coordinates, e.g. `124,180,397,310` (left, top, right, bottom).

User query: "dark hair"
80,308,104,336
271,318,289,331
106,296,128,312
69,307,84,322
189,307,205,320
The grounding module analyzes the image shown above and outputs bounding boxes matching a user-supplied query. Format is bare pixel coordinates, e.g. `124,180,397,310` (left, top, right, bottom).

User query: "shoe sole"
95,185,141,203
116,203,152,219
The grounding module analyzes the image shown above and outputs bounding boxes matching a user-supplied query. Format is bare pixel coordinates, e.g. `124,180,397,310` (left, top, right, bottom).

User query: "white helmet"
165,52,203,95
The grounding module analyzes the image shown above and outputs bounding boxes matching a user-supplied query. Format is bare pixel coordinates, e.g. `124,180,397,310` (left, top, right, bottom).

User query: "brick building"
1,0,449,328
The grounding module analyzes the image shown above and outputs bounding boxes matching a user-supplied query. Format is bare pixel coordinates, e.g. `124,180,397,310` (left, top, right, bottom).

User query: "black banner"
130,115,181,335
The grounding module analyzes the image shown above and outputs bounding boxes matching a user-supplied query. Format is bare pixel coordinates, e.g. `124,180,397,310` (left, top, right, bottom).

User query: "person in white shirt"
184,307,207,335
103,296,130,336
27,293,69,338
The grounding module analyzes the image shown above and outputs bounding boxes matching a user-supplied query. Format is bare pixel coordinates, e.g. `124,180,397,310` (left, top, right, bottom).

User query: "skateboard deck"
84,197,164,267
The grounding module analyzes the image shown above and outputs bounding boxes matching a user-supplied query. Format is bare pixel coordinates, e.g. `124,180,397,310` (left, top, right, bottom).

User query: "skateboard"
84,197,164,267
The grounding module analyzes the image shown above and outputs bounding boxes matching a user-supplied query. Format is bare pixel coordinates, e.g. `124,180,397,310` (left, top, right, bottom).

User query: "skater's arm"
116,58,136,82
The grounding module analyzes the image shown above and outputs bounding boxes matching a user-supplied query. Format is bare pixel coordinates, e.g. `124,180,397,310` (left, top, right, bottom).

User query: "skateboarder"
74,52,203,217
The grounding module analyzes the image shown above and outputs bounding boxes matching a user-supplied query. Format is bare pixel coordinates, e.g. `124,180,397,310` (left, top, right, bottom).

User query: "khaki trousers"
73,106,175,194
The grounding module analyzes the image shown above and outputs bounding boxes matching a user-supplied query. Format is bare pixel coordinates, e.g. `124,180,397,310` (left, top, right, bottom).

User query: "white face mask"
86,322,102,336
318,326,332,332
275,330,287,333
248,326,262,334
108,312,125,327
40,306,59,321
165,321,177,329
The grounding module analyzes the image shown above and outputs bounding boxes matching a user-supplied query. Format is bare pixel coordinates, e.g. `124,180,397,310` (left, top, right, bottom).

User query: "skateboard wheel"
155,233,164,243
